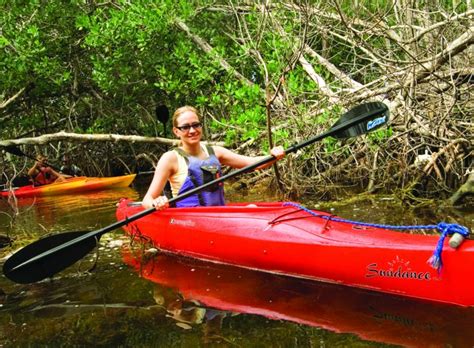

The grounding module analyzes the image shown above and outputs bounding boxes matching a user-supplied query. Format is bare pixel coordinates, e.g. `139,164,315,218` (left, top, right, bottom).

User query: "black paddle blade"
332,101,390,139
3,145,26,157
155,105,170,124
3,231,98,284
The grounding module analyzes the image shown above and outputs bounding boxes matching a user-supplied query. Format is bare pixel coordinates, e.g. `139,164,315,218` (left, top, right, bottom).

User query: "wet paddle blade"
332,101,390,139
3,231,98,284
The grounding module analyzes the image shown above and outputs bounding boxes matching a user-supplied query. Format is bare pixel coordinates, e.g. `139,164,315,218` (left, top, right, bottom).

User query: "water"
1,179,473,347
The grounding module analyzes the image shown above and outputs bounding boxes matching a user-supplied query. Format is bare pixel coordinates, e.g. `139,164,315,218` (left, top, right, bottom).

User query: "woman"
27,155,66,186
142,106,285,210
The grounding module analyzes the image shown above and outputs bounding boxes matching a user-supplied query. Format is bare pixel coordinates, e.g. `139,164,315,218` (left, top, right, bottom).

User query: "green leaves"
0,2,392,148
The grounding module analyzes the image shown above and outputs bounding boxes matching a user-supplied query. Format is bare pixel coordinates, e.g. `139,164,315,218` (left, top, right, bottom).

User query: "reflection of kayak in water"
1,174,136,198
1,187,139,216
123,250,474,347
116,199,474,307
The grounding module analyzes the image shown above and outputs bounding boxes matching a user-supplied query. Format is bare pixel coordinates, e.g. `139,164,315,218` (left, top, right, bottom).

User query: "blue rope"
282,202,470,272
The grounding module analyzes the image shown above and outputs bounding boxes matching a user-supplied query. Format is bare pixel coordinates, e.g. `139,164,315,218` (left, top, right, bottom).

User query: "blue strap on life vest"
282,202,470,273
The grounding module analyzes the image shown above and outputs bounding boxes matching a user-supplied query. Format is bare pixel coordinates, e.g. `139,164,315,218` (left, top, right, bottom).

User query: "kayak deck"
116,199,474,307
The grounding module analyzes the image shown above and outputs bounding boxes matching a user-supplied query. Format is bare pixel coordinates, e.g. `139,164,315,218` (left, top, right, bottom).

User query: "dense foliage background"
1,0,472,201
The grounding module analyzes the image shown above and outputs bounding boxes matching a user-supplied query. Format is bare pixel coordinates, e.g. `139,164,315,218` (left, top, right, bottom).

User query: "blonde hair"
172,106,200,127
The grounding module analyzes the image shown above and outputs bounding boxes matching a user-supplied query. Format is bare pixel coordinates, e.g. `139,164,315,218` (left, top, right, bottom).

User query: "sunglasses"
176,122,202,131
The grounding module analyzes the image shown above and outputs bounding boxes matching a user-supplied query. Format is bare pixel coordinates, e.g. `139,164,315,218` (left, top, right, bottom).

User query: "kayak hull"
1,174,136,198
116,199,474,306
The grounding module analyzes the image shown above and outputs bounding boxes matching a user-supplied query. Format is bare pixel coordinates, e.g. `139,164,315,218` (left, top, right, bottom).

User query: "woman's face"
173,110,202,145
37,156,47,167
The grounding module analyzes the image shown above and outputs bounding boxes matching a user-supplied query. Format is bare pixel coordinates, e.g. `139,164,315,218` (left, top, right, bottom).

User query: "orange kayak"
1,174,136,198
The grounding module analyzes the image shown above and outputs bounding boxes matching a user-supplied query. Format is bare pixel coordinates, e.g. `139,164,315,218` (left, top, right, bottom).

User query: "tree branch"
0,87,26,109
0,131,224,148
175,19,254,86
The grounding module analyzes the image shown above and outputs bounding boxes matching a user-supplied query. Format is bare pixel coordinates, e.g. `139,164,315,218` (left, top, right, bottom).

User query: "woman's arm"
27,162,40,177
142,151,177,209
49,167,67,182
214,145,285,170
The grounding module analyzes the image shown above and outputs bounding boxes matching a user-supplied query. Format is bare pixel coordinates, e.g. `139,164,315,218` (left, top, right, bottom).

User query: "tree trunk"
449,172,474,205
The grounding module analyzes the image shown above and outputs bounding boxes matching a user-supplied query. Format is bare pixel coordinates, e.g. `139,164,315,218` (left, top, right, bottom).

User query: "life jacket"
173,145,225,207
33,167,55,186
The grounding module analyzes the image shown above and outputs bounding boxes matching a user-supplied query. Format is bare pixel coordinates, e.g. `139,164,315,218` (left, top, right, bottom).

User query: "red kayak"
1,174,136,198
123,251,474,347
116,199,474,307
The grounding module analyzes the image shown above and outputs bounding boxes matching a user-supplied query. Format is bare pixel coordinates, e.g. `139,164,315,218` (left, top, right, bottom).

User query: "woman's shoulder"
162,150,179,160
156,150,179,172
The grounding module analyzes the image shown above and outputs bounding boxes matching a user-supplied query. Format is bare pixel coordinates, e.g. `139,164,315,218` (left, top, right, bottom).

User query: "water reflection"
0,184,473,346
124,249,474,347
0,187,140,238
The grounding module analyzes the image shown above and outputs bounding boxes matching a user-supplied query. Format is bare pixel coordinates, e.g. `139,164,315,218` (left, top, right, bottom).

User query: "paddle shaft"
71,105,386,231
6,102,389,276
12,104,385,268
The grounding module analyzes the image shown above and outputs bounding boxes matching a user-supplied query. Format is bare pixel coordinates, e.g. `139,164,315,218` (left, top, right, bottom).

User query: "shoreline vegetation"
1,2,472,204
